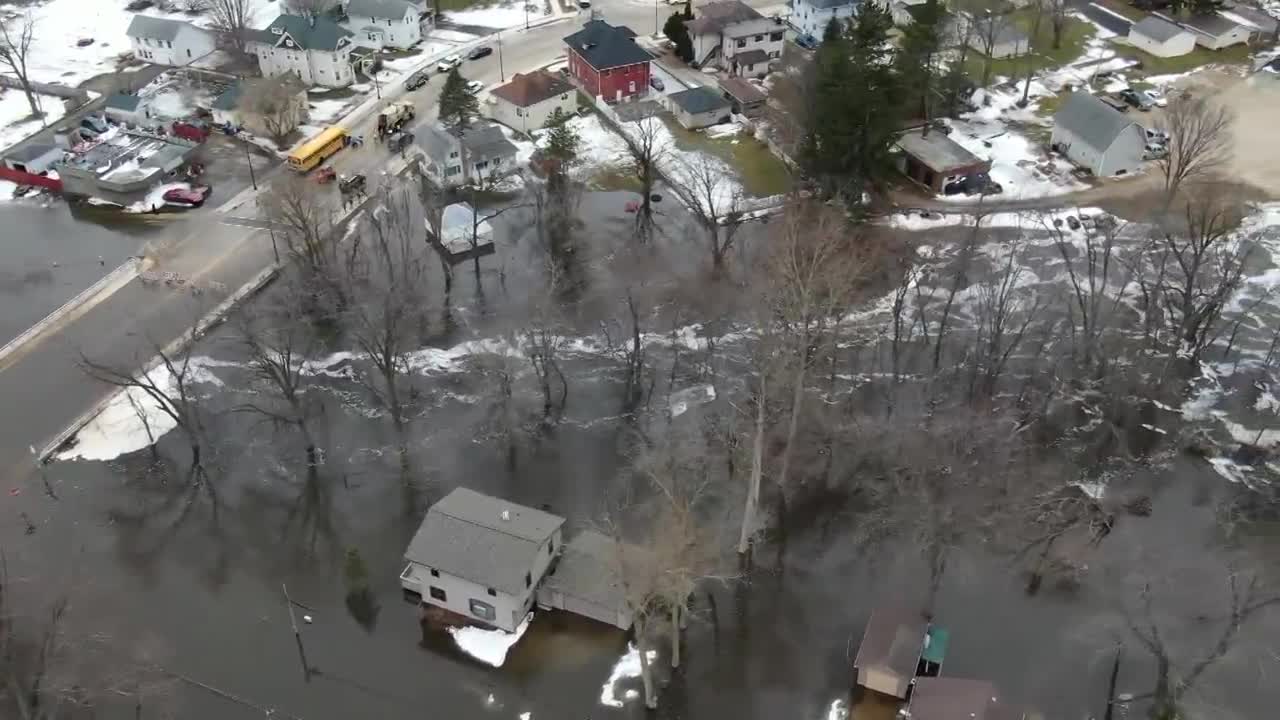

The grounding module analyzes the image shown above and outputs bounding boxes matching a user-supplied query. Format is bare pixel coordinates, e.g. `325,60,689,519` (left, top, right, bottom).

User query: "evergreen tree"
1188,0,1221,14
439,67,479,134
801,3,902,199
664,11,694,63
895,0,945,122
823,16,843,43
543,108,580,175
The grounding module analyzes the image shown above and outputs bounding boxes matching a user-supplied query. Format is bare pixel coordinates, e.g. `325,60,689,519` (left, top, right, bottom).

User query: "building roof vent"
501,509,511,521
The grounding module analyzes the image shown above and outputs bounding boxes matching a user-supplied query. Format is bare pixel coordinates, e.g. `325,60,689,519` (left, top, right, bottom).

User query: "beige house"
853,605,930,698
486,70,578,135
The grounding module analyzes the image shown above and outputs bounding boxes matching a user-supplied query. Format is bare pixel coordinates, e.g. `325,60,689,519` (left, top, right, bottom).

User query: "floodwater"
4,192,1280,720
0,202,158,345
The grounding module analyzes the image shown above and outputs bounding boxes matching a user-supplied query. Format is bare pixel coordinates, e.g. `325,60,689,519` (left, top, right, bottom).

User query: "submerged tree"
0,12,40,116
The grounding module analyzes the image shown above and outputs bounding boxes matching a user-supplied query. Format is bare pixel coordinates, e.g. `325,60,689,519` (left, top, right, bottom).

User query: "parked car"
406,71,429,90
467,46,493,60
1066,215,1081,231
1119,88,1155,111
1144,87,1169,107
794,33,819,50
1144,142,1168,160
649,75,664,92
339,174,367,195
1100,96,1130,113
578,0,591,7
466,80,485,95
79,115,110,135
163,185,211,207
436,55,462,73
1145,127,1168,144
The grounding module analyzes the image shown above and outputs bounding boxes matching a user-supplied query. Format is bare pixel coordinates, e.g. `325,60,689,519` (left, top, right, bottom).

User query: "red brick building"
563,20,653,103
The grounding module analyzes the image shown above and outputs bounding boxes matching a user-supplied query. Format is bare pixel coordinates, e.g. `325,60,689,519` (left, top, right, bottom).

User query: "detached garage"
1051,92,1146,177
1128,15,1196,57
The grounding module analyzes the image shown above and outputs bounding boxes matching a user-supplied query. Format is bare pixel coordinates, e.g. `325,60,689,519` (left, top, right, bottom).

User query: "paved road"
0,0,782,482
1074,1,1134,35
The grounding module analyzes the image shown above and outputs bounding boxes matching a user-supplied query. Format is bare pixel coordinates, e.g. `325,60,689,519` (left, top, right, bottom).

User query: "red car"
163,185,211,207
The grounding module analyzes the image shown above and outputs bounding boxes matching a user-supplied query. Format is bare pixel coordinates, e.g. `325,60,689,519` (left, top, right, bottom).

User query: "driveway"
1075,2,1134,35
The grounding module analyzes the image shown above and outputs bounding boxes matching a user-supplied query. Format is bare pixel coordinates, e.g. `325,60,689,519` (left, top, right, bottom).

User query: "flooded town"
1,0,1280,719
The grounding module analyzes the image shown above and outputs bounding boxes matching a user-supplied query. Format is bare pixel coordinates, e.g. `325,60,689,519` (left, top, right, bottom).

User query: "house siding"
253,42,355,88
1190,25,1253,49
670,104,730,129
346,10,427,49
129,25,217,66
487,92,578,134
690,18,784,69
403,527,562,632
1050,123,1145,177
568,49,650,101
792,0,858,40
1128,29,1196,57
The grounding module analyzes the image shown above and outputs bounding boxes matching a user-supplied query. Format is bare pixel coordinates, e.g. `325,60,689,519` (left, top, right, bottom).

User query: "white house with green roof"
249,14,357,88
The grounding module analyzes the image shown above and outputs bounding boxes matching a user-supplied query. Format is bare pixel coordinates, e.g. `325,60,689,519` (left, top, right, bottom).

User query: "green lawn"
966,12,1096,81
1091,0,1146,22
659,118,792,198
1113,41,1253,76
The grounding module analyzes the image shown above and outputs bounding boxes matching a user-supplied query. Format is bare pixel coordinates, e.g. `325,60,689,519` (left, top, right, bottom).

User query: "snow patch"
448,613,532,667
0,88,69,159
444,2,549,30
600,643,657,708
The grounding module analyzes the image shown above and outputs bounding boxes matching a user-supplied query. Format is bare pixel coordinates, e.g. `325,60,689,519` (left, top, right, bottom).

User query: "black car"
1118,88,1155,110
405,71,429,90
467,46,493,60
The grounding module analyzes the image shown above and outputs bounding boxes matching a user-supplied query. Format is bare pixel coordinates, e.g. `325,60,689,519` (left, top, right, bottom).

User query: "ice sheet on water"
600,643,657,707
448,613,531,667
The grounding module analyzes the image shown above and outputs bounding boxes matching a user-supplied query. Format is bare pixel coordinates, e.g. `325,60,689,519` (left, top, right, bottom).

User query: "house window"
548,538,554,554
446,165,461,176
524,572,532,588
475,159,489,170
429,586,447,601
469,599,496,621
430,568,440,577
736,38,746,48
770,31,783,41
369,33,379,41
516,107,523,117
187,49,192,57
754,34,763,42
449,150,458,158
628,80,636,93
487,587,497,597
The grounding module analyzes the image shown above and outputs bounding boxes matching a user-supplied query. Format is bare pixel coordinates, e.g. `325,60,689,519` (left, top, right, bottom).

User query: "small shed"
719,75,767,117
853,605,929,699
906,677,1032,720
665,86,732,129
1128,16,1196,57
3,144,64,175
437,202,496,260
1050,92,1146,177
103,93,145,125
895,125,991,193
1180,13,1255,49
731,48,772,78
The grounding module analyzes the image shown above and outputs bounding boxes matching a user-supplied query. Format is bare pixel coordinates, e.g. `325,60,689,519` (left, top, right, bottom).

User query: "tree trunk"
670,603,681,669
775,345,808,493
738,383,766,555
1150,655,1175,720
637,629,657,710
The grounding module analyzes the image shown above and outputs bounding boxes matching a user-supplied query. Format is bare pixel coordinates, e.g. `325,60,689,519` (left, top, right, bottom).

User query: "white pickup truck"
436,54,462,73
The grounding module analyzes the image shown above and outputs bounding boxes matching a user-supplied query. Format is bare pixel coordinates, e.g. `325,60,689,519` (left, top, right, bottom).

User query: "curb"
38,262,282,463
0,257,145,373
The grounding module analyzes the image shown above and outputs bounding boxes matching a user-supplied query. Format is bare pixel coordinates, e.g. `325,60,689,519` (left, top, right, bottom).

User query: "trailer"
377,102,416,140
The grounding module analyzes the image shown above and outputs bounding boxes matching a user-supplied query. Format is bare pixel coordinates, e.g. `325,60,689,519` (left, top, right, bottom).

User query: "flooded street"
3,186,1280,720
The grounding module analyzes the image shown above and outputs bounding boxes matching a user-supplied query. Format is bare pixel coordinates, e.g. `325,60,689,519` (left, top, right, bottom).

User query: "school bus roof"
290,126,347,159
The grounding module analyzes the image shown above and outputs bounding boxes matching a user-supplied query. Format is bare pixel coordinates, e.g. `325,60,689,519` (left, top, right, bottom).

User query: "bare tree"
232,293,323,470
620,117,670,243
237,76,308,145
207,0,259,55
1157,96,1233,202
668,154,745,270
967,240,1044,400
1047,0,1070,49
973,11,1016,86
79,342,208,475
0,12,40,116
284,0,335,17
260,175,345,309
523,266,569,421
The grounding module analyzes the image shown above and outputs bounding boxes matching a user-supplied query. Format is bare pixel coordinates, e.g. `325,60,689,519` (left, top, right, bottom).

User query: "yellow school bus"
287,126,348,172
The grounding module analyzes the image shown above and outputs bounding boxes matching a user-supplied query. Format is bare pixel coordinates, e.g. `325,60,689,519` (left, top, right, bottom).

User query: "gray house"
415,121,519,186
1051,92,1146,177
402,488,565,632
665,86,732,129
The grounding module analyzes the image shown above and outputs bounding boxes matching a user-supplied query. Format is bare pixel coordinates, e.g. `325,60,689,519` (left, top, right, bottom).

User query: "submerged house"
853,604,948,699
905,677,1032,720
401,488,564,633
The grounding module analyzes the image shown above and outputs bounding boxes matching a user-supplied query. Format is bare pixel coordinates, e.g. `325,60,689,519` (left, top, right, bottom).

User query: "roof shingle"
491,70,576,108
668,86,731,115
126,15,199,42
250,14,354,52
1053,92,1142,155
563,20,652,71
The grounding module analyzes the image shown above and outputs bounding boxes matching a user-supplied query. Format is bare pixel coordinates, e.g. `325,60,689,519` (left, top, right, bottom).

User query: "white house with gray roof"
126,15,217,66
1179,12,1256,49
1128,15,1196,57
402,488,565,632
414,121,519,186
344,0,432,50
1051,92,1146,177
792,0,861,40
249,14,357,88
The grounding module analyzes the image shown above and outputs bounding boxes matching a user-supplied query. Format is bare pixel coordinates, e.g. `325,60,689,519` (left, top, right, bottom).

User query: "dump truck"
377,102,416,140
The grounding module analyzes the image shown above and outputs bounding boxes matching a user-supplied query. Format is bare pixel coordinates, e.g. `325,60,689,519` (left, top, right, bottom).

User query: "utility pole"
498,32,506,83
282,584,311,682
244,144,257,190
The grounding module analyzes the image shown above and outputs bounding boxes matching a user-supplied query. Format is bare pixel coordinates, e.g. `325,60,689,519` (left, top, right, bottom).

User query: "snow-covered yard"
0,88,68,150
443,1,550,30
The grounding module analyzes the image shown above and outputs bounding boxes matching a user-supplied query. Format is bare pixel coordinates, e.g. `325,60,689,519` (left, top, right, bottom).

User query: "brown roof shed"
491,70,576,108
